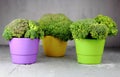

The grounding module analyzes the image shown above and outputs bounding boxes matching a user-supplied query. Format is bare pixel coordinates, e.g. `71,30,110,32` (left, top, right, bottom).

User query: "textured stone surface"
0,0,120,47
0,46,120,77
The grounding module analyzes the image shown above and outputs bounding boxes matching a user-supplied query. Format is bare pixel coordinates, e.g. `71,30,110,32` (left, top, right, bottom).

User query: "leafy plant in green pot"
39,13,73,57
95,14,118,36
2,19,44,64
70,15,118,64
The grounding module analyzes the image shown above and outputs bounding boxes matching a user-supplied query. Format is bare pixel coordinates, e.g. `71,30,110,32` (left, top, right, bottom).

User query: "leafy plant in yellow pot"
39,13,73,57
70,15,118,64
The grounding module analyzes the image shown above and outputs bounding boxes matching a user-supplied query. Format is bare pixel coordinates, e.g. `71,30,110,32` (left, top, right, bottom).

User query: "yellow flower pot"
42,36,67,57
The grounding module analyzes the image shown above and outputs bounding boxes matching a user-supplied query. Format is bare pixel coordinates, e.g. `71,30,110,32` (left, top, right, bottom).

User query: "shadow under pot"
9,38,39,64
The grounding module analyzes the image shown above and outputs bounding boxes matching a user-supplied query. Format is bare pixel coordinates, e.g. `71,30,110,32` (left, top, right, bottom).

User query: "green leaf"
39,13,73,41
95,14,118,36
2,19,44,40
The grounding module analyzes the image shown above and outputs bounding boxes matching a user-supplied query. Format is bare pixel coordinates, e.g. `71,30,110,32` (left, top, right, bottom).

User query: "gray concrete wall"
0,0,120,47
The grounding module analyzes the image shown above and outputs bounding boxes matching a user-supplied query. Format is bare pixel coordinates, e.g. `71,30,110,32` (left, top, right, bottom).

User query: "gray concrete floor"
0,46,120,77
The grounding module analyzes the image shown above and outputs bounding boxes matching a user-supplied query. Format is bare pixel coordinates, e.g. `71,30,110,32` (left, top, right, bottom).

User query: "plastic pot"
9,38,39,64
42,36,67,57
75,39,105,64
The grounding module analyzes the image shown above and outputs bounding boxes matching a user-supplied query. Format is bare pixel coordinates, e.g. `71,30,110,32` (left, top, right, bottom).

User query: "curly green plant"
2,28,13,40
2,19,43,40
70,19,96,39
2,19,29,40
25,20,44,39
90,24,108,39
95,14,118,36
70,19,109,39
39,13,73,41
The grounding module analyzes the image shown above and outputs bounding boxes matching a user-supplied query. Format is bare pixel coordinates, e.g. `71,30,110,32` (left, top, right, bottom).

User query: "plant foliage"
70,19,109,39
39,13,73,41
90,24,108,39
2,19,44,40
95,14,118,36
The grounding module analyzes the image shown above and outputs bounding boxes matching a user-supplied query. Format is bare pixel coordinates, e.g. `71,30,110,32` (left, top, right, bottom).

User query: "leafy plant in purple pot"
2,19,44,64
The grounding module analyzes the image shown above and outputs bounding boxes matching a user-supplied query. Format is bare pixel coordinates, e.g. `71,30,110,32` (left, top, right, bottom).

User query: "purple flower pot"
9,38,39,64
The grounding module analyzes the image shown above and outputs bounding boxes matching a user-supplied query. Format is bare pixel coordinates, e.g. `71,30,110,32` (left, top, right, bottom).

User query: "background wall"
0,0,120,47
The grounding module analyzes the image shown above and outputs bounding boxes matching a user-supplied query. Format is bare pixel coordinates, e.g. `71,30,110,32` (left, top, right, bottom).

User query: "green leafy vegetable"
90,24,108,39
2,19,44,40
70,19,109,39
39,13,73,41
95,14,118,36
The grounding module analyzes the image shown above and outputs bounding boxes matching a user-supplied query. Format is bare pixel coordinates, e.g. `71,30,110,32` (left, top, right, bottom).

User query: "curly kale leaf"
2,28,12,40
2,19,29,40
39,13,73,41
70,19,97,39
90,24,108,39
95,14,118,36
2,19,44,40
25,20,44,39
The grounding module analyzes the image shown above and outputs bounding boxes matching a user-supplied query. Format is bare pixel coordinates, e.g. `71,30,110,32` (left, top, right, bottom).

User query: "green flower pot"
75,39,105,64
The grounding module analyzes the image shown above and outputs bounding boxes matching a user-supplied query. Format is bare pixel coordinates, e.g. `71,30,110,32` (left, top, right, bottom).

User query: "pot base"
77,54,102,64
11,54,37,64
45,52,65,57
